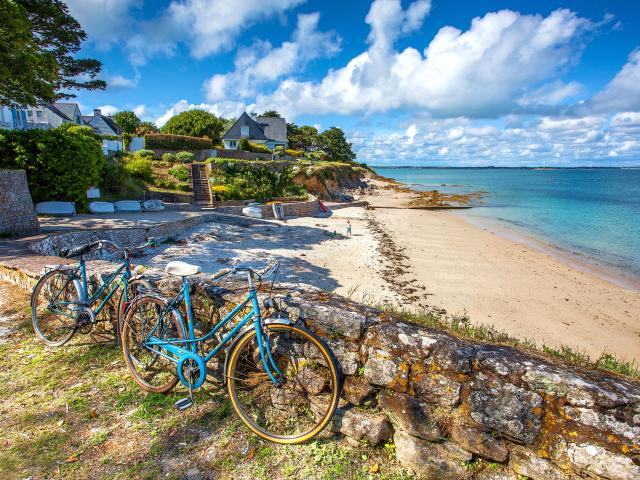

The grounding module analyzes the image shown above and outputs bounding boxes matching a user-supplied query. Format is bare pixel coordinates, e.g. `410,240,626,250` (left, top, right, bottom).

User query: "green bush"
176,151,195,163
162,152,177,163
0,129,105,209
285,148,305,158
145,134,211,150
154,178,177,190
176,182,191,191
169,164,190,182
135,149,156,159
100,160,144,199
123,155,152,180
209,164,304,202
238,138,272,154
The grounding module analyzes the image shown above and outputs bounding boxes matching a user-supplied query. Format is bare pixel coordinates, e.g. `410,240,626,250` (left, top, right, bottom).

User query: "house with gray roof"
222,112,288,150
82,108,122,136
26,102,85,129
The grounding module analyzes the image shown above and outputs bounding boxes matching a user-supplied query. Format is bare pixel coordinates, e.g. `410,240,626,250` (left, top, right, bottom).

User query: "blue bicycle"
121,260,341,444
31,239,156,346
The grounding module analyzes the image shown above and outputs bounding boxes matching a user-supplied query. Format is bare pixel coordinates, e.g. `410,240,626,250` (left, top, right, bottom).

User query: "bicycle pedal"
175,397,193,411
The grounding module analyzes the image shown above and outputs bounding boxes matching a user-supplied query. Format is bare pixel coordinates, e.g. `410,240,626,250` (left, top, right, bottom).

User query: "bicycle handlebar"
62,237,157,259
211,261,280,282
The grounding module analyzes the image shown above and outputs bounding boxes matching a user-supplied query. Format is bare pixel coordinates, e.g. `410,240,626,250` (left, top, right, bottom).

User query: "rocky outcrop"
293,164,367,201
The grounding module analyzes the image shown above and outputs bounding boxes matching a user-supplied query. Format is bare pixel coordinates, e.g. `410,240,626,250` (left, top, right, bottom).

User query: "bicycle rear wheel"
227,323,341,444
31,269,81,346
121,294,185,393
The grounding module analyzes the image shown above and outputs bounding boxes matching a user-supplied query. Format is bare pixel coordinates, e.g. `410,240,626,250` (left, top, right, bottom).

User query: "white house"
25,102,84,129
82,108,122,136
222,112,288,150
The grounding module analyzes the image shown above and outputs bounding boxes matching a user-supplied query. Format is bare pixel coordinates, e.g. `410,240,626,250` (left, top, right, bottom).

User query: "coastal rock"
450,425,509,463
563,406,640,452
393,431,470,480
287,294,367,340
364,321,441,359
343,376,376,406
364,348,409,392
432,342,476,375
378,390,441,440
509,446,570,480
566,443,640,480
469,383,543,444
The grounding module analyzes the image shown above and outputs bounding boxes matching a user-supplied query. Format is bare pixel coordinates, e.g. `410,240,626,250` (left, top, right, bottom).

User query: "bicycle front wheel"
31,269,81,346
227,323,341,444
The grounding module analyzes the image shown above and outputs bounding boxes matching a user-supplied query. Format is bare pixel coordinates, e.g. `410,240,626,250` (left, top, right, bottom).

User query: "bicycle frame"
46,257,132,320
143,275,284,390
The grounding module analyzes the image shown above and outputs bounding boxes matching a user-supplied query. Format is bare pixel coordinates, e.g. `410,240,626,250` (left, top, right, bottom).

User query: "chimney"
93,108,101,115
250,112,257,118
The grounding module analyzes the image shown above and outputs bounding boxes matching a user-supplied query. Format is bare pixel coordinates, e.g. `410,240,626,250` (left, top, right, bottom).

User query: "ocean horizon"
373,166,640,284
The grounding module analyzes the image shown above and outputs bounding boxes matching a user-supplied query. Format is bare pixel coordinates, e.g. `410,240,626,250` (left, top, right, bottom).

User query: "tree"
0,0,106,107
261,110,281,118
287,123,320,151
319,127,356,162
135,121,159,136
113,111,141,134
161,109,226,145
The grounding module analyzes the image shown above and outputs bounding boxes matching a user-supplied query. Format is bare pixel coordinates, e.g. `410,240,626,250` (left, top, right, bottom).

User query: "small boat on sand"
114,200,142,212
242,203,264,218
36,201,76,216
89,202,115,214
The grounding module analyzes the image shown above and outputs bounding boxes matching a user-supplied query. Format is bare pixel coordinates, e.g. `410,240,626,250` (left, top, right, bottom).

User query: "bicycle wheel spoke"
32,270,79,346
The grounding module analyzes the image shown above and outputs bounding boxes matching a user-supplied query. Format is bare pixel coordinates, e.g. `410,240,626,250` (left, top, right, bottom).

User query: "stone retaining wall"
165,276,640,480
215,198,319,218
212,148,295,162
0,170,40,236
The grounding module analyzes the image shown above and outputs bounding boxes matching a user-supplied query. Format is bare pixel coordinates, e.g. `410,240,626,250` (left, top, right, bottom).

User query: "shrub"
169,164,190,182
176,151,195,163
145,134,211,150
176,182,191,191
155,179,176,189
0,129,105,209
135,149,156,159
211,184,234,201
162,152,177,163
100,160,144,199
285,148,305,158
123,155,152,180
238,138,272,154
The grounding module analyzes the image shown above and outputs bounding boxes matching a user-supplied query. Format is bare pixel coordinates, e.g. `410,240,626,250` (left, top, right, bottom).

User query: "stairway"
190,162,212,205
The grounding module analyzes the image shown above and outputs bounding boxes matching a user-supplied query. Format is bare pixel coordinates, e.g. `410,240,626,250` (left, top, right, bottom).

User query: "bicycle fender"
222,317,293,385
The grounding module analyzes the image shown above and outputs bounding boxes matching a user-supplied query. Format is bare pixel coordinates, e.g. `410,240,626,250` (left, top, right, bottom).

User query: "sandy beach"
139,181,640,363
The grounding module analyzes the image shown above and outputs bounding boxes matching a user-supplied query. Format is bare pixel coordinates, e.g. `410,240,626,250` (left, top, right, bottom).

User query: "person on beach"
346,221,352,236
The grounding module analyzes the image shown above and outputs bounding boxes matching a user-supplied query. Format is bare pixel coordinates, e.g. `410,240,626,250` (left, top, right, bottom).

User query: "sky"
64,0,640,166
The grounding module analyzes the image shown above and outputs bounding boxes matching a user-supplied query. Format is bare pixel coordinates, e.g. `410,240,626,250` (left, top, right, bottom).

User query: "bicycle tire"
227,323,341,444
116,277,153,345
31,269,82,347
121,293,186,393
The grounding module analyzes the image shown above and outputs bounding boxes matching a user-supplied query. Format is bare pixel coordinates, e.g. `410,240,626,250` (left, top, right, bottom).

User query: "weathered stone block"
326,338,360,375
364,348,409,392
287,294,367,340
394,431,470,480
378,390,441,441
0,169,40,236
343,376,376,406
432,342,476,374
509,446,569,480
450,425,509,463
469,383,543,444
564,406,640,445
326,406,393,445
566,443,640,480
411,362,462,407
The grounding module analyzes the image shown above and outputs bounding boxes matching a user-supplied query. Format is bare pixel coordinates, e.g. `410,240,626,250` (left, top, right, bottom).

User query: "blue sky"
65,0,640,166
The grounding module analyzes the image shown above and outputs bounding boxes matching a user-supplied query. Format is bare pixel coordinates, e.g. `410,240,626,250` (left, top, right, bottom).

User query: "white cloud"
127,0,304,66
587,49,640,113
97,105,119,116
405,124,417,143
204,12,340,101
133,104,147,118
518,80,584,106
107,71,140,88
255,5,594,119
65,0,141,48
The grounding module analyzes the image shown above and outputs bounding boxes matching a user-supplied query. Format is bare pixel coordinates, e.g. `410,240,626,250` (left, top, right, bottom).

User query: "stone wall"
0,170,40,236
214,198,318,218
212,148,295,162
166,276,640,480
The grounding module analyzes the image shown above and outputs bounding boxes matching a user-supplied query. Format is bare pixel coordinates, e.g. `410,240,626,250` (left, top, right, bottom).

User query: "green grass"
387,306,640,379
0,281,413,480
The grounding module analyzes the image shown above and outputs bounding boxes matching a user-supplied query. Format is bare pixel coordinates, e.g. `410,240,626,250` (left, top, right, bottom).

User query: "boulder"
343,376,376,406
411,362,462,407
509,446,570,480
364,348,409,392
566,443,640,480
326,406,393,445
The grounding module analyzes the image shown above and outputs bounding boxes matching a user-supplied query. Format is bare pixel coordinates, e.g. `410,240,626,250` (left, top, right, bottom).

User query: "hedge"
0,129,105,209
145,134,212,150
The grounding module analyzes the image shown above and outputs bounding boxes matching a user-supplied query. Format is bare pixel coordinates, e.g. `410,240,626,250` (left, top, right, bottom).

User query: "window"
36,110,43,119
240,125,249,138
229,140,237,148
27,110,33,117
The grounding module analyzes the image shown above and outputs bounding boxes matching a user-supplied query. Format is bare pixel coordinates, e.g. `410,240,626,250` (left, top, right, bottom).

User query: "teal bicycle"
31,239,156,347
121,260,341,444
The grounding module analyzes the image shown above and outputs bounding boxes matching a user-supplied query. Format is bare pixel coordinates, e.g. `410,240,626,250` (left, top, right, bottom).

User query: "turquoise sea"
373,167,640,283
